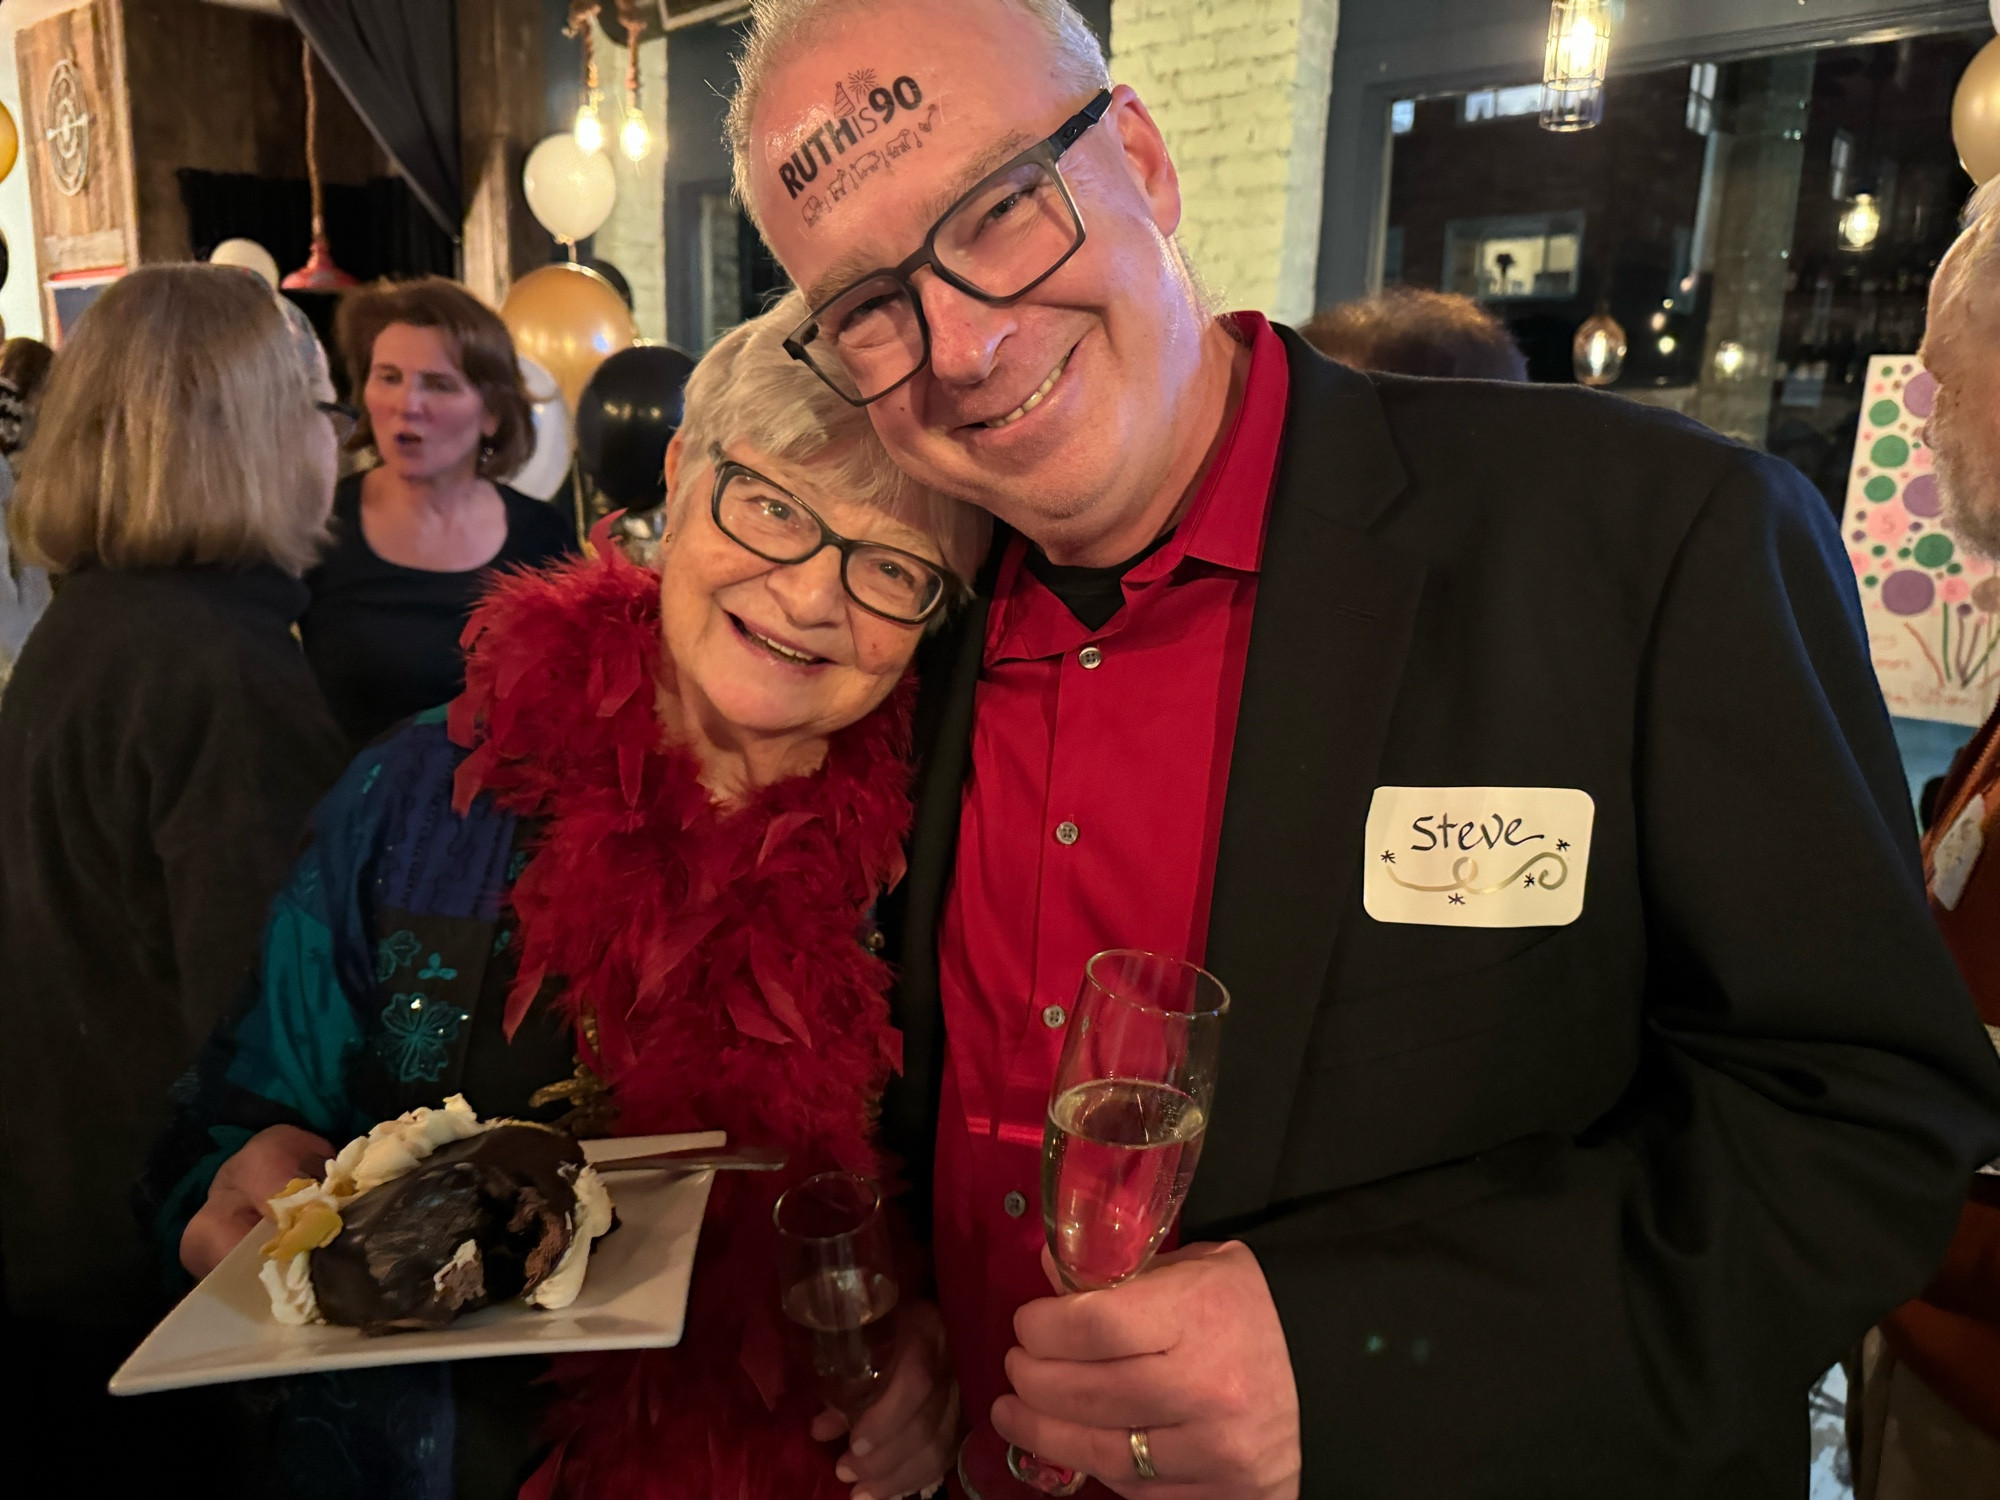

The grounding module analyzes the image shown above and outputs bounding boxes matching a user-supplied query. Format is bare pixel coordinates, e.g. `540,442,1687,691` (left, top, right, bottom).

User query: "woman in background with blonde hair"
0,263,348,1493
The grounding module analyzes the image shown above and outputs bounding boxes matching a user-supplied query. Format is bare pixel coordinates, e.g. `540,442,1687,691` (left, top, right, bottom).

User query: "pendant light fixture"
1573,306,1627,386
280,38,356,292
1541,0,1612,133
568,2,605,155
1839,192,1883,252
618,11,653,162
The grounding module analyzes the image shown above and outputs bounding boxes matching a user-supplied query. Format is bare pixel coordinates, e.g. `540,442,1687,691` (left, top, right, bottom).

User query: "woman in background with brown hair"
0,263,347,1493
304,277,576,748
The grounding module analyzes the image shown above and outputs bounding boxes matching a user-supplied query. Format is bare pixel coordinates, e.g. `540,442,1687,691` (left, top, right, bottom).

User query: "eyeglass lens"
804,159,1082,402
717,468,943,622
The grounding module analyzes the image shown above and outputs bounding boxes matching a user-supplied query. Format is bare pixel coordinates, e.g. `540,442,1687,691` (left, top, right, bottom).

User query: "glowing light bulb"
1650,311,1668,332
1840,193,1882,252
574,100,604,155
1559,17,1601,76
1658,335,1678,355
620,108,652,162
1572,308,1626,386
1715,341,1747,378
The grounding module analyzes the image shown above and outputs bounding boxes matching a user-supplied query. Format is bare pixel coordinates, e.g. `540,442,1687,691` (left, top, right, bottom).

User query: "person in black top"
0,264,349,1494
304,277,576,747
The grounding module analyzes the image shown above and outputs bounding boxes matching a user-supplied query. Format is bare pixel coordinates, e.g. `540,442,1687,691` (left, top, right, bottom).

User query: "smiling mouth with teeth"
982,349,1073,429
731,613,824,666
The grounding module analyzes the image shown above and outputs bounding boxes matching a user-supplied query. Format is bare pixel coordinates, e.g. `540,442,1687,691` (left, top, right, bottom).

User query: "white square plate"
110,1132,724,1395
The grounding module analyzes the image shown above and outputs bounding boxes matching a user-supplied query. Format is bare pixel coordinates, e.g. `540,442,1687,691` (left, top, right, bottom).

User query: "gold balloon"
0,103,18,184
499,264,636,410
1955,37,2000,186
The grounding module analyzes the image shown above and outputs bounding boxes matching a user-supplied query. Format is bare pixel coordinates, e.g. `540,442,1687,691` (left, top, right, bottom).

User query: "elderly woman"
304,277,576,748
156,295,987,1500
0,266,348,1491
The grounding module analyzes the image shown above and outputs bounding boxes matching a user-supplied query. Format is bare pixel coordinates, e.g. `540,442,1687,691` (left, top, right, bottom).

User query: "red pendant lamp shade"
282,39,356,292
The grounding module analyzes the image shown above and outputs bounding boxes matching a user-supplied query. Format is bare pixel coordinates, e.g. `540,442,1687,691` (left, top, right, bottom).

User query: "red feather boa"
446,543,914,1499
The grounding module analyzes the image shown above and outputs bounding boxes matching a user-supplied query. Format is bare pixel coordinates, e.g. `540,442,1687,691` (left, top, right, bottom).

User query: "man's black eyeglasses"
708,446,951,625
783,90,1113,407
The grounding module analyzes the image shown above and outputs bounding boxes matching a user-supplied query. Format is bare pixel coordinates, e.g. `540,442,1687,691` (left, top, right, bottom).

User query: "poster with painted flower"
1846,356,2000,727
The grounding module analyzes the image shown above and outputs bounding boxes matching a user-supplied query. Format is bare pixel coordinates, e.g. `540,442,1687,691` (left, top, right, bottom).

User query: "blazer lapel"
1185,333,1423,1229
880,535,1005,1203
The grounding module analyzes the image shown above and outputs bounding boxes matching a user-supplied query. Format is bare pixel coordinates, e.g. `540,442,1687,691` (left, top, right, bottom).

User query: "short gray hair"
1939,177,2000,320
726,0,1109,229
674,292,990,589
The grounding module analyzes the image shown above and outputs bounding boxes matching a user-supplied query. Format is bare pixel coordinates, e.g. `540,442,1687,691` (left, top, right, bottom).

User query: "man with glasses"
729,3,2000,1496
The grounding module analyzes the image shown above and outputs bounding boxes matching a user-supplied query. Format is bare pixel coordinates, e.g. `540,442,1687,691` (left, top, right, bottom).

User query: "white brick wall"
591,35,670,343
1111,0,1339,326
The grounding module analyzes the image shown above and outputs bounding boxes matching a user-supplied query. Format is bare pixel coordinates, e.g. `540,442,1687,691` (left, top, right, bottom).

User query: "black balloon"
575,344,697,510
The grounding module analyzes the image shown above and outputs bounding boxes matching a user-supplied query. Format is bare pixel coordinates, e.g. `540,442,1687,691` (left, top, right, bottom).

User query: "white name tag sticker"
1363,786,1596,928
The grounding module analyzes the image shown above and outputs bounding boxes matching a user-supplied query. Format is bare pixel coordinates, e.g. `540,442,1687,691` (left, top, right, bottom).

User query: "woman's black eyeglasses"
316,401,360,445
708,446,950,625
783,90,1113,407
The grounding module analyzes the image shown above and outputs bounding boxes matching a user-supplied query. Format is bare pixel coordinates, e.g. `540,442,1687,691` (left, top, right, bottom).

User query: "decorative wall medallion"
43,58,89,197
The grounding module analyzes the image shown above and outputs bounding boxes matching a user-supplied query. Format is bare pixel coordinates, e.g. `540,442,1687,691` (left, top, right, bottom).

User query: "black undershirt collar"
1021,529,1176,632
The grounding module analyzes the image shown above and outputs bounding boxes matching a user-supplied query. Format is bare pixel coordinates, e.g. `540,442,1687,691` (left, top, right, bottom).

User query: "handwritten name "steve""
1410,814,1546,853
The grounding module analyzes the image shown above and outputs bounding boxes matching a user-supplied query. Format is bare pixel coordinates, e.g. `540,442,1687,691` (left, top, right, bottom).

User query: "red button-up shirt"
932,313,1290,1435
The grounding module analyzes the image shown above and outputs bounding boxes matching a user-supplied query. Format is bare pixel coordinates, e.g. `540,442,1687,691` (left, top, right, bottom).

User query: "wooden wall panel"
16,0,137,321
458,0,548,308
119,0,383,264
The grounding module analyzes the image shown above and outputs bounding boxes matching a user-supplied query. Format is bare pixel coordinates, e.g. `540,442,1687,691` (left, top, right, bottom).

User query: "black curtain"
281,0,462,240
179,169,458,390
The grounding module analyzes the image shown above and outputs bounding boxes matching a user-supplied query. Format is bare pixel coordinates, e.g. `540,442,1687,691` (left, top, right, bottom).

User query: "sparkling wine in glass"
775,1171,902,1423
961,949,1229,1499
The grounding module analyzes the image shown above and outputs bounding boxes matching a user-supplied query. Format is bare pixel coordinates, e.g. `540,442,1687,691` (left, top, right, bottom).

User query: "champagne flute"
960,949,1230,1498
775,1171,903,1424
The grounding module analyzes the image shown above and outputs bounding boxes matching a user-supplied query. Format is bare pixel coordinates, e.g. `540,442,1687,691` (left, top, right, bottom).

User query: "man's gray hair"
674,292,991,589
725,0,1109,229
1935,176,2000,318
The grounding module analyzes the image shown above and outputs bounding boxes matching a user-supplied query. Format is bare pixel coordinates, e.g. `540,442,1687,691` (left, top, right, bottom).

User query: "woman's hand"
179,1124,334,1279
811,1296,960,1500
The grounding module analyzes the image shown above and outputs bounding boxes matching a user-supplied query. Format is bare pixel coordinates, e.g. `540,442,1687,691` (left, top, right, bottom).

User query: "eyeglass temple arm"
1051,91,1114,155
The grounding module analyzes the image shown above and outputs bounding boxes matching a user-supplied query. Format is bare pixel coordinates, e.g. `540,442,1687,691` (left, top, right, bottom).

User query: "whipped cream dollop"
526,1162,613,1310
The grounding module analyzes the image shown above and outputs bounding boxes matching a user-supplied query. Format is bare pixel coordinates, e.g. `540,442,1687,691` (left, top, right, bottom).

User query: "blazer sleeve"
1241,453,2000,1493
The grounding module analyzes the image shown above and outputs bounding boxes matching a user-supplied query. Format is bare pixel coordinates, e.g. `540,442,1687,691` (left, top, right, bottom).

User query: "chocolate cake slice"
308,1124,586,1335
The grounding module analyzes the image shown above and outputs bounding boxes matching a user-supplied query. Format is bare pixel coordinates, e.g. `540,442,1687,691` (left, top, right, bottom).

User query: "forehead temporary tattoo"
775,71,941,227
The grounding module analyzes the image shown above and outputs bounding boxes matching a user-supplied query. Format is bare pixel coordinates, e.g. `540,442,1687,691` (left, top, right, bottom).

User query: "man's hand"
810,1296,960,1500
179,1124,334,1279
993,1241,1300,1499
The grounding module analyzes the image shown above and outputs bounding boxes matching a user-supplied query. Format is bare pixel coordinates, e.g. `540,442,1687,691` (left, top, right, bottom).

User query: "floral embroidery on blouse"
375,992,469,1083
418,953,458,982
376,928,423,981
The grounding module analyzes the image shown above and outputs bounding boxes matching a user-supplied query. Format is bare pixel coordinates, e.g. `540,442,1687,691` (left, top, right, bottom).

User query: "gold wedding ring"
1129,1427,1159,1481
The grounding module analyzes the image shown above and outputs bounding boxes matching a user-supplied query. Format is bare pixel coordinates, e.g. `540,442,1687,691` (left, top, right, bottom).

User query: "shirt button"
1003,1190,1028,1218
1042,1003,1067,1028
1079,646,1103,670
1054,820,1080,846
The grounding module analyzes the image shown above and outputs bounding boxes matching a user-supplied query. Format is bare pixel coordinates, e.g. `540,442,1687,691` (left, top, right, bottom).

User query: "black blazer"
882,330,2000,1496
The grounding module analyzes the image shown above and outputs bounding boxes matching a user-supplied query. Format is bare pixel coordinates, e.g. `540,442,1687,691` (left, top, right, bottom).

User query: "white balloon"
522,134,617,244
209,237,280,290
507,355,574,501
